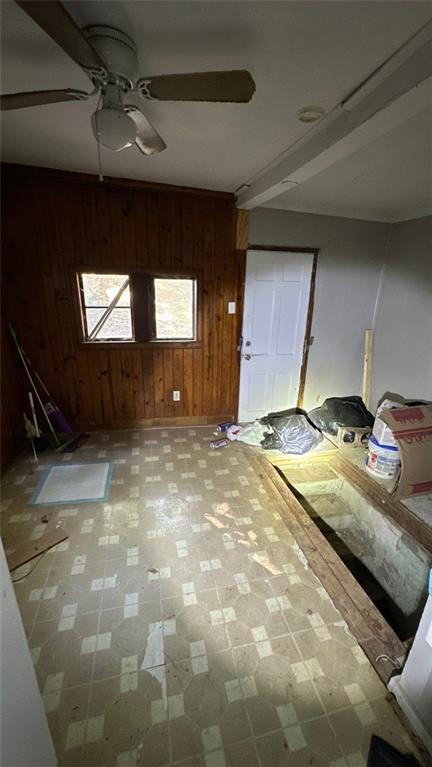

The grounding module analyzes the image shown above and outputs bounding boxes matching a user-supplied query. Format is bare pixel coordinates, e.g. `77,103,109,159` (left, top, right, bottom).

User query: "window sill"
81,340,202,350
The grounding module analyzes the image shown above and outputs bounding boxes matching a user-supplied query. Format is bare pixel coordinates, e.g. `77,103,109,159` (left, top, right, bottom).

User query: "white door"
238,249,314,422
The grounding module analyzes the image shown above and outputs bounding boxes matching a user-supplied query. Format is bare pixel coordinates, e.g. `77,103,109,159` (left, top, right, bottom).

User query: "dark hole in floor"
285,478,425,642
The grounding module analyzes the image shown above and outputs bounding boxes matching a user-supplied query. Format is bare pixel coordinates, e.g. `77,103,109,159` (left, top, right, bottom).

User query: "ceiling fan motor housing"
84,26,138,91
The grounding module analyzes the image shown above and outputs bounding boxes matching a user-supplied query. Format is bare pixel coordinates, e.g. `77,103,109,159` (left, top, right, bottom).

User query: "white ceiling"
1,0,432,197
263,106,432,222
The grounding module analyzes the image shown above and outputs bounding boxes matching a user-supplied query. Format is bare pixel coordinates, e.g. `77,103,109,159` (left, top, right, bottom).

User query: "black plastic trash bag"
260,408,323,455
367,735,420,767
308,396,374,436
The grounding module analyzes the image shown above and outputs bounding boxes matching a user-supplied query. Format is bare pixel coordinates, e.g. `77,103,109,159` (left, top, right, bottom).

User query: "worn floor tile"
1,426,423,766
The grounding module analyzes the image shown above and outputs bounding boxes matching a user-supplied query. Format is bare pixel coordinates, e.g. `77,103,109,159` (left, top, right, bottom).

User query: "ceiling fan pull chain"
94,92,104,183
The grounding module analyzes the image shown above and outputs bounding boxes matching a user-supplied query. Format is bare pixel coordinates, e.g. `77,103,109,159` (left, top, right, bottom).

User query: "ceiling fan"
0,1,256,155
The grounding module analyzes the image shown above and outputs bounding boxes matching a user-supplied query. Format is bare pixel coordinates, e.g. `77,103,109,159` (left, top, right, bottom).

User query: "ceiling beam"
237,25,432,210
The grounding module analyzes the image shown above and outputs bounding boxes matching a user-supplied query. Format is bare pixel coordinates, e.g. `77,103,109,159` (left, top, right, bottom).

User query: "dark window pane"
85,308,133,340
81,273,130,307
154,278,194,339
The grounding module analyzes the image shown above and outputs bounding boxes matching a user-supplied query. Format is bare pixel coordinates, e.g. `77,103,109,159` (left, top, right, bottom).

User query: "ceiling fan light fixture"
91,107,137,151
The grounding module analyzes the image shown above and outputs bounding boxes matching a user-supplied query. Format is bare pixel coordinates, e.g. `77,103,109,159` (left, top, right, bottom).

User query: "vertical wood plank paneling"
98,350,115,423
162,350,174,418
202,199,215,416
192,348,203,416
172,348,184,417
153,350,164,418
1,166,242,450
142,350,155,419
120,350,136,419
183,349,193,416
131,351,146,419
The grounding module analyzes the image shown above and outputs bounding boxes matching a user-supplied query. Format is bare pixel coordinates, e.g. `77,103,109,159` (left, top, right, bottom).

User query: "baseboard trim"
77,415,235,431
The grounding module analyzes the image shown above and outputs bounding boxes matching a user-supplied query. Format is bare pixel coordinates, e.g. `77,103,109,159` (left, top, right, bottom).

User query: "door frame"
243,244,319,410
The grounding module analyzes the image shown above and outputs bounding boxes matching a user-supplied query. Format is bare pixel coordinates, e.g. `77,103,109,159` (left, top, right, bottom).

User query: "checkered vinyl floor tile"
1,427,423,767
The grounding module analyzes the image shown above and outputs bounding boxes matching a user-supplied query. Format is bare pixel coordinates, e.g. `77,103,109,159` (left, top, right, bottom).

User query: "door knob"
242,353,251,361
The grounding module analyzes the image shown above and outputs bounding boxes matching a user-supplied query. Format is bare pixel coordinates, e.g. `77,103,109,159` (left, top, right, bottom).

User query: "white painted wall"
371,215,432,410
389,591,432,754
249,208,390,410
0,541,57,767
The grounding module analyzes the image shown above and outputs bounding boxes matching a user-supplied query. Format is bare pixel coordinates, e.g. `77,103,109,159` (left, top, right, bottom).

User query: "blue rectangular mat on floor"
29,462,112,506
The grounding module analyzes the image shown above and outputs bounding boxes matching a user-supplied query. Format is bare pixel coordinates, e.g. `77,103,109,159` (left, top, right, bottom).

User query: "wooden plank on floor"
251,454,406,681
250,455,373,641
7,528,68,571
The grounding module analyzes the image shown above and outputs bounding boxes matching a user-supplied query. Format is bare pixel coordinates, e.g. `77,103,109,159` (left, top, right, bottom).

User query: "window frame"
79,273,134,343
149,274,198,343
73,267,202,349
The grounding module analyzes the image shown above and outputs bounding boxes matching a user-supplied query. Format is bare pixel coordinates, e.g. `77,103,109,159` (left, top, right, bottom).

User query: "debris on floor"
216,421,234,433
260,410,323,454
6,527,68,572
227,409,322,454
209,437,230,449
235,420,267,446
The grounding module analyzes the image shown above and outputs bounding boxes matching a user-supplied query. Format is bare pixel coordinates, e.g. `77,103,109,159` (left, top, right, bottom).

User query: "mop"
27,391,49,453
9,325,88,452
23,412,38,462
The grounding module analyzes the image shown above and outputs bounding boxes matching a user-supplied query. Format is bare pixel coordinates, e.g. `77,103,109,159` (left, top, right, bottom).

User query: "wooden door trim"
298,250,318,408
241,246,319,412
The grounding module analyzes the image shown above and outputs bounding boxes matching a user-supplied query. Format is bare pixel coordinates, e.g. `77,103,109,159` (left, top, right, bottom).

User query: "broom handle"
28,392,40,438
10,325,75,438
18,338,51,399
10,325,52,400
14,340,60,444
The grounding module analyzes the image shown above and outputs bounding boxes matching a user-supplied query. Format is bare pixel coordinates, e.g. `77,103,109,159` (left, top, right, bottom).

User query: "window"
78,271,198,345
80,273,133,341
154,278,195,340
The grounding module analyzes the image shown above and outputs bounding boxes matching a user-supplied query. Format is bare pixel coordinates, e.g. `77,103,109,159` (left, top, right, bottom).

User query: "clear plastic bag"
260,412,323,454
236,421,268,446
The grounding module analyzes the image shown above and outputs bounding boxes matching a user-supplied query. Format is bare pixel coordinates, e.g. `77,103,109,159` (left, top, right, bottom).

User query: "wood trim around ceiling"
236,209,250,250
0,163,235,199
248,244,319,254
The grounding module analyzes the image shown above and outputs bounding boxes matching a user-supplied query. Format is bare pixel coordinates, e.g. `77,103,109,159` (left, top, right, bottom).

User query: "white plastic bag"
237,421,268,446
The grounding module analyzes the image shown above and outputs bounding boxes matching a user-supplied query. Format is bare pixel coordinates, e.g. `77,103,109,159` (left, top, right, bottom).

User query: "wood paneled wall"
1,319,27,469
1,165,245,453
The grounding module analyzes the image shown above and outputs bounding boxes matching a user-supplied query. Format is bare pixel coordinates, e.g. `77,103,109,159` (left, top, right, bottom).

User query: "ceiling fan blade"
125,106,167,156
137,70,255,103
15,1,105,72
1,88,90,110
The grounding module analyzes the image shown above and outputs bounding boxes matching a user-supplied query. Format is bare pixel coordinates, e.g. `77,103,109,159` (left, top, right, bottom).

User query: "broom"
9,324,88,452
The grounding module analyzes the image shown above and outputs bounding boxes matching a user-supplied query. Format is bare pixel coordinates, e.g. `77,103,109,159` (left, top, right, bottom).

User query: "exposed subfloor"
0,427,424,767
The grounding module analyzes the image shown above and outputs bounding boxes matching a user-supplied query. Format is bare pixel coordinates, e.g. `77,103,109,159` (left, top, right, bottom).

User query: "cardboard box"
380,405,432,500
